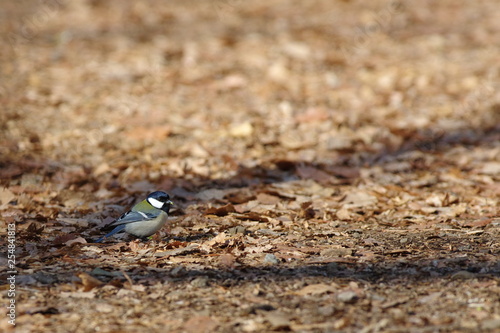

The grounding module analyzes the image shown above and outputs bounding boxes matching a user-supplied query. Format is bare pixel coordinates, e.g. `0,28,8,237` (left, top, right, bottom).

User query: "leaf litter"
1,1,500,332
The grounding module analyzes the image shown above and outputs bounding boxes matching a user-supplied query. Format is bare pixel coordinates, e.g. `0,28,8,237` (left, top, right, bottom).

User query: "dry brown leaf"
420,204,467,217
196,189,229,201
216,74,248,90
229,122,253,137
53,234,79,245
341,190,378,208
60,291,97,299
125,125,171,141
264,311,291,330
295,107,329,123
204,203,236,216
244,244,274,254
336,207,351,220
0,165,23,179
93,162,111,176
320,247,353,257
325,166,360,179
154,244,200,258
218,253,236,267
76,272,104,292
296,165,334,184
0,188,15,210
204,232,228,248
256,192,281,205
233,212,269,222
23,223,44,241
461,218,492,228
183,316,219,333
225,190,256,204
66,237,87,246
127,180,155,193
425,193,444,207
477,162,500,175
295,283,337,296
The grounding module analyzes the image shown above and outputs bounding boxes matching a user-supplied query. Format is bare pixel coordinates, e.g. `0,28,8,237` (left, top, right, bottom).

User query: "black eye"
159,196,168,201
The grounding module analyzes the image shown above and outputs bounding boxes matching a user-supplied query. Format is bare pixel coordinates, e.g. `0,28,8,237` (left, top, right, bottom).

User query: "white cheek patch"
148,197,164,209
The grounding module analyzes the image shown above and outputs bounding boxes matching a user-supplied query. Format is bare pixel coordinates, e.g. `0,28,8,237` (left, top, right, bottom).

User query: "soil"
1,1,499,332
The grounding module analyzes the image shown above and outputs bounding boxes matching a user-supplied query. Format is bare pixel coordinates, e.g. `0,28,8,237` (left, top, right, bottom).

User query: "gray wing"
108,210,157,226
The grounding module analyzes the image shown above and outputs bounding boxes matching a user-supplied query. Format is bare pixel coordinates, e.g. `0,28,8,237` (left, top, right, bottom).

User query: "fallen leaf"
93,162,110,176
296,165,334,184
125,125,171,141
204,232,228,247
295,107,329,123
341,190,378,208
154,244,200,257
295,283,337,296
461,218,492,228
183,316,219,333
66,237,87,246
127,180,155,193
256,192,281,205
23,223,44,241
53,234,79,245
219,253,236,267
0,187,15,210
426,193,444,207
264,311,291,330
56,218,89,227
233,212,269,222
418,292,442,304
451,271,477,280
76,272,104,291
336,207,351,220
320,248,353,257
477,162,500,175
60,291,97,299
216,74,248,90
420,204,467,217
204,203,236,216
325,166,360,179
229,122,253,137
196,189,229,201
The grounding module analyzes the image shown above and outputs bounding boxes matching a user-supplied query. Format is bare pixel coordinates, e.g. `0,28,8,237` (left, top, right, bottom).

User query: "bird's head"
147,191,173,213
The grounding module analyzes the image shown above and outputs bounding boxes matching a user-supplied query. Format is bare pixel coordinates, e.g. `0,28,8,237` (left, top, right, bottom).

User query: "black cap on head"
147,191,173,212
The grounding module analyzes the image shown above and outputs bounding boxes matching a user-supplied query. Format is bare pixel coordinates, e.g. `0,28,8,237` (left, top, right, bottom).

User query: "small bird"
95,191,173,243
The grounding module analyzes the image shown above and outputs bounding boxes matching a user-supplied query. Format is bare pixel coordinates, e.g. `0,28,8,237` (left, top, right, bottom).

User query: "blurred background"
2,0,498,187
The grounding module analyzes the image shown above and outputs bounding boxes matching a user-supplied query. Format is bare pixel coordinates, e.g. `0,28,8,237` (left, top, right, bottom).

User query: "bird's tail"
94,224,126,243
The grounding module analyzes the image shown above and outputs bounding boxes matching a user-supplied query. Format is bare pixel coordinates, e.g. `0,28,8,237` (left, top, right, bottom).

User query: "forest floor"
1,1,499,332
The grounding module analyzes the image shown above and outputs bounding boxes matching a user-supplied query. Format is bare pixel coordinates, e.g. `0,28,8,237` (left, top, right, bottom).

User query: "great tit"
95,191,173,243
